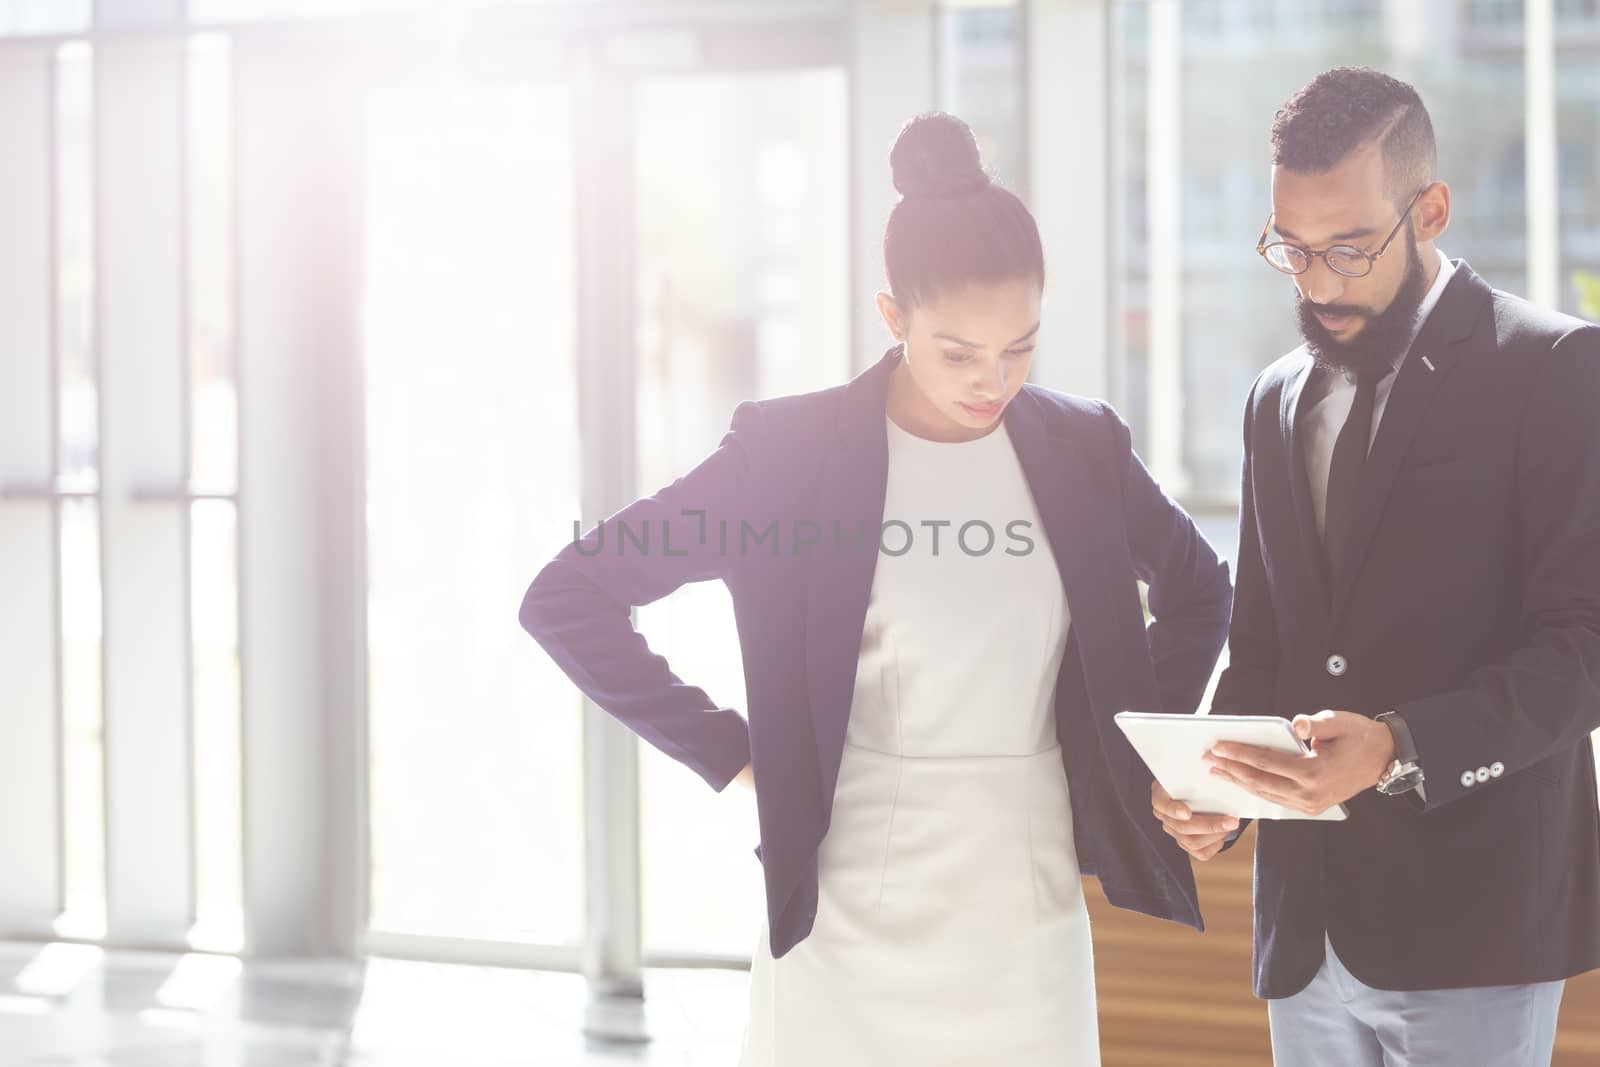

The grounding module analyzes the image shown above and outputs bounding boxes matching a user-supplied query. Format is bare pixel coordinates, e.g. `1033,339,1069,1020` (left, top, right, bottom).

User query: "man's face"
1269,143,1430,376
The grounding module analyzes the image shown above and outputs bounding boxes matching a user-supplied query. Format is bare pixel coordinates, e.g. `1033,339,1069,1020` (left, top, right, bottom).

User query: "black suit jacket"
1214,262,1600,998
522,347,1232,958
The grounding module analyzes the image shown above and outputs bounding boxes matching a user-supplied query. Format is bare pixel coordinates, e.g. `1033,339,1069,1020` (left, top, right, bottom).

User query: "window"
56,41,104,938
1184,0,1225,37
189,0,423,20
187,32,244,950
363,83,584,946
632,68,849,959
1472,0,1526,26
0,0,89,35
936,2,1026,193
1557,23,1600,319
1115,0,1528,504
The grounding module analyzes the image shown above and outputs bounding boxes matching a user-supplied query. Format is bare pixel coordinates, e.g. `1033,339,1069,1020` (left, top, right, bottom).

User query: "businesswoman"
519,112,1232,1066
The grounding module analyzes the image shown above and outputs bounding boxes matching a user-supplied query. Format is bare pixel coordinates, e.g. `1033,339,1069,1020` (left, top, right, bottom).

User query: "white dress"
739,414,1100,1066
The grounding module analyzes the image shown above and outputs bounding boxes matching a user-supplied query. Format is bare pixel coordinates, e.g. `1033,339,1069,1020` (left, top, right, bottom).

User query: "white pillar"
572,56,645,1004
1024,0,1112,402
96,32,196,948
0,44,63,940
233,37,365,958
851,0,937,371
1525,0,1560,310
1144,0,1186,491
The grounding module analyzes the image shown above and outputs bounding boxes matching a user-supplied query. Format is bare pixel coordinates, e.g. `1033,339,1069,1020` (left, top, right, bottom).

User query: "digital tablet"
1114,712,1349,822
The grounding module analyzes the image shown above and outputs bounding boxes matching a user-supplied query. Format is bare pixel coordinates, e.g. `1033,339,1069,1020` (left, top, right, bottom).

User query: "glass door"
630,67,850,960
362,78,586,950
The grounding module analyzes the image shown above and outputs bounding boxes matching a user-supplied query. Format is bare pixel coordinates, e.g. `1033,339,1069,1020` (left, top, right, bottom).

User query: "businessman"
1153,67,1600,1065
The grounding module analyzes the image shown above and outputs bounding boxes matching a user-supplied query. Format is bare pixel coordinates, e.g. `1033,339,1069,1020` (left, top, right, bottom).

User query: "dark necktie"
1323,365,1393,586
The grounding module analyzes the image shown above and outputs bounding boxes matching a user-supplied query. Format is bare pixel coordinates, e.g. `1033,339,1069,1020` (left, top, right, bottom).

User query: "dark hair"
1270,67,1437,207
883,112,1044,312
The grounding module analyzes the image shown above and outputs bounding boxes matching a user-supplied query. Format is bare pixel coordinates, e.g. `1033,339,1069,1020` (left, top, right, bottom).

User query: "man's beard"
1296,228,1429,379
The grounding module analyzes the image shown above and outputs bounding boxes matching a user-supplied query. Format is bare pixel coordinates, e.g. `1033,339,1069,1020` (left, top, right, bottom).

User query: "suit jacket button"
1476,766,1491,783
1460,770,1477,788
1325,654,1348,677
1489,762,1505,778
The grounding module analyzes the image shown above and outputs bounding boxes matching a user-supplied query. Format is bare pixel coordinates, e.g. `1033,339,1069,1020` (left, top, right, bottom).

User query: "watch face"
1380,767,1425,796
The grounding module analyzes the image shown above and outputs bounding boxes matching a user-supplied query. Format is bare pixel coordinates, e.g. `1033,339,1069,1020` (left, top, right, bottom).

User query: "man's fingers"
1153,795,1193,821
1161,825,1230,847
1296,709,1346,739
1160,812,1238,836
1211,763,1305,810
1161,824,1231,858
1210,756,1307,794
1152,781,1237,833
1150,781,1192,821
1208,744,1307,780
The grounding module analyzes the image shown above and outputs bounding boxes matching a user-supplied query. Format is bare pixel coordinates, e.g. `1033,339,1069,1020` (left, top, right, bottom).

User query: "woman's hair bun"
889,111,989,200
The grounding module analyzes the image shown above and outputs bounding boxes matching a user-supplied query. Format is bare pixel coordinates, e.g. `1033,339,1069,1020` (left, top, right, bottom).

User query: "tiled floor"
0,942,749,1066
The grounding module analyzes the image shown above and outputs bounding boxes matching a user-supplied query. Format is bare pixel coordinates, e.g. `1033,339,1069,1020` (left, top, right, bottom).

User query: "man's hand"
731,762,755,792
1151,780,1240,861
1205,710,1395,816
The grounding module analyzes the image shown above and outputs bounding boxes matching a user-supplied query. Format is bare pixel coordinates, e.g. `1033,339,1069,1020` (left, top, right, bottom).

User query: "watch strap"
1377,710,1419,766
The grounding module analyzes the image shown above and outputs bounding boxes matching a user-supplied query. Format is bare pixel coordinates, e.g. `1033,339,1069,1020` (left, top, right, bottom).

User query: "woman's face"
880,279,1042,436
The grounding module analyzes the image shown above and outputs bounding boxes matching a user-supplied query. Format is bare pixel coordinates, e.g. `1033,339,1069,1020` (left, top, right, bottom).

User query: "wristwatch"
1375,710,1426,796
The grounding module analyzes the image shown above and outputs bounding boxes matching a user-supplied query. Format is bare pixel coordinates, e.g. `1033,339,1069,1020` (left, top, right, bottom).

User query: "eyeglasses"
1255,185,1428,279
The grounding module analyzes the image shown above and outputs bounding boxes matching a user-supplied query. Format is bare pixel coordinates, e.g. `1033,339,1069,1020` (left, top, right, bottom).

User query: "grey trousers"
1267,935,1566,1067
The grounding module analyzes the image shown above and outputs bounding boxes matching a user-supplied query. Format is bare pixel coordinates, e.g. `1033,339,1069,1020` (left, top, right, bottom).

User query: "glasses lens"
1265,244,1307,274
1326,246,1373,278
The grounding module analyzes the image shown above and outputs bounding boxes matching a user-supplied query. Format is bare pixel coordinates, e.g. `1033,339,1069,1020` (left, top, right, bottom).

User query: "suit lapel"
803,363,1109,808
1005,389,1162,791
1003,388,1106,645
1327,264,1492,623
1279,353,1333,621
804,350,894,804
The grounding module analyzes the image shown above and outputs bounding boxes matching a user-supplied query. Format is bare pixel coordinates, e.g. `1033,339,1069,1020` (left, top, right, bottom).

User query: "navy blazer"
1215,263,1600,997
521,346,1233,957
